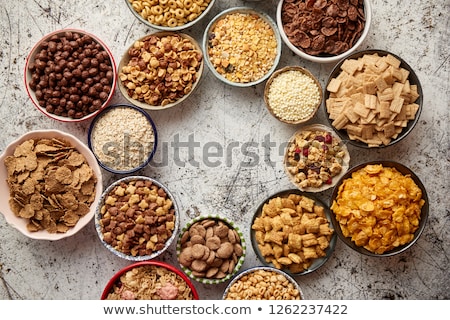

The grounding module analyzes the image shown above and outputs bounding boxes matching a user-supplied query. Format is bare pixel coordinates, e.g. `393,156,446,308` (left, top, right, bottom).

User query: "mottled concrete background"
0,0,448,299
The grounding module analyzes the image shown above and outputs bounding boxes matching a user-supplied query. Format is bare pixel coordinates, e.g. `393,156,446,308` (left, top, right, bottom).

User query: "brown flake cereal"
4,138,97,233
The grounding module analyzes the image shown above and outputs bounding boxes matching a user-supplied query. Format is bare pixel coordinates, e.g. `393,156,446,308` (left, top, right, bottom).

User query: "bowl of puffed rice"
118,32,204,110
264,66,322,124
124,0,216,31
101,260,199,300
223,266,304,300
203,7,282,87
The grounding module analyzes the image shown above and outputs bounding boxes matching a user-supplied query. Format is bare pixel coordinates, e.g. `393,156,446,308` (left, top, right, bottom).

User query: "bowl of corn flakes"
101,260,199,300
203,7,282,87
330,161,429,257
324,49,423,148
118,32,204,110
0,130,102,240
124,0,216,31
251,189,337,276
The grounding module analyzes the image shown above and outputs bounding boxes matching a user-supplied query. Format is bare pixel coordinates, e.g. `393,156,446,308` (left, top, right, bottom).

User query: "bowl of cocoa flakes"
277,0,372,64
95,176,180,261
24,29,117,122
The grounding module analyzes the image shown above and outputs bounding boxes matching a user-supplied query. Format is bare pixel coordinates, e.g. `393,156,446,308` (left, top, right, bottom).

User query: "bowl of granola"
95,176,179,261
284,124,350,192
203,7,282,87
0,130,102,240
102,260,199,300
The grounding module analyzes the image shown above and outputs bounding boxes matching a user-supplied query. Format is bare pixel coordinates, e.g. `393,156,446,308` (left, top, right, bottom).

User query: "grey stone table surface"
0,0,448,300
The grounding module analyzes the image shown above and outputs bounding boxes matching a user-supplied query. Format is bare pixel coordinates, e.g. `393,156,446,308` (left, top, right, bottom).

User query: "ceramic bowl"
329,160,429,257
101,260,199,300
124,0,216,31
324,49,423,148
277,0,372,64
177,214,246,284
251,189,337,276
0,129,102,240
95,176,180,261
203,7,282,87
87,104,158,174
118,32,204,111
24,29,116,122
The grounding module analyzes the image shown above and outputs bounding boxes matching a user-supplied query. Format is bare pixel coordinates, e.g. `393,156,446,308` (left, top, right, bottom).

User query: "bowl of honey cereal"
330,161,429,257
118,32,204,110
177,215,246,284
95,176,180,261
203,7,282,87
24,29,116,122
124,0,216,31
284,124,350,192
0,130,102,240
101,260,199,300
88,104,157,174
277,0,372,64
324,49,423,148
251,189,337,276
264,66,322,124
223,266,304,300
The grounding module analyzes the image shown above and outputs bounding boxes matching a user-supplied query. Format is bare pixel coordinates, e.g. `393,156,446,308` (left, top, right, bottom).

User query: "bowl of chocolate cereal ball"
118,32,204,110
95,176,180,261
330,161,429,257
284,124,350,192
250,189,337,276
223,266,304,300
203,7,282,87
277,0,372,64
0,130,102,240
124,0,216,31
101,260,199,300
324,49,423,148
24,29,116,122
264,66,322,124
177,215,246,284
87,104,157,174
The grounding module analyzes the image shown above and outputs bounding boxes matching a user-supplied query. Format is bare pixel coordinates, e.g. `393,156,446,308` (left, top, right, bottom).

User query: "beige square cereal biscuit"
327,78,341,93
390,97,405,113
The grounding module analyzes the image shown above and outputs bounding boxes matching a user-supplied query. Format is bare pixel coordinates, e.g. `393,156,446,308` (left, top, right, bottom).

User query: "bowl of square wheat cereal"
88,104,157,174
203,7,282,87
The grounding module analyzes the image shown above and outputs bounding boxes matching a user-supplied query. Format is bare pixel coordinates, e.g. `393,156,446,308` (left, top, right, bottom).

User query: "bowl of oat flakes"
95,176,179,261
284,123,350,192
118,32,204,110
203,7,282,87
102,260,199,300
88,104,157,174
0,130,102,240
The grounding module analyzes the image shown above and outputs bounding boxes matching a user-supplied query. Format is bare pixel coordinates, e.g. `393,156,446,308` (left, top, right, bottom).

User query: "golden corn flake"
330,164,425,254
4,138,97,233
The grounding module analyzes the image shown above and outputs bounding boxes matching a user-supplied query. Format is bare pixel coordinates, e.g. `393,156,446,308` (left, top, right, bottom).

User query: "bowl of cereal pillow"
0,130,102,240
177,215,246,284
101,260,199,300
25,29,116,122
87,104,157,174
95,176,179,261
203,7,282,87
251,189,337,276
277,0,372,64
124,0,216,31
284,124,350,192
118,32,204,110
330,161,429,257
223,266,304,300
324,49,423,148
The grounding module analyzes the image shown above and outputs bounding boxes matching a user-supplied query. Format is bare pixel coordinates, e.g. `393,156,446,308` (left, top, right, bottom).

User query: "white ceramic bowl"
0,130,103,240
24,29,117,122
124,0,216,31
277,0,372,64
